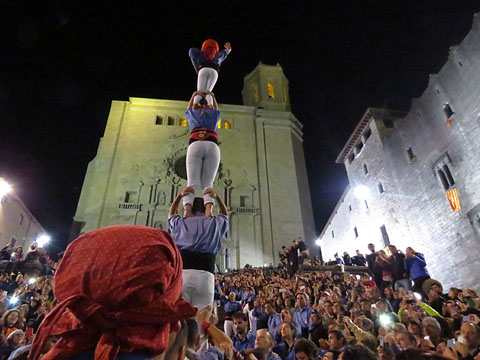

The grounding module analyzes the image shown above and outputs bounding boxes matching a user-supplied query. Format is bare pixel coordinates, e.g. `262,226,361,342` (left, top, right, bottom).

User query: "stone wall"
319,14,480,290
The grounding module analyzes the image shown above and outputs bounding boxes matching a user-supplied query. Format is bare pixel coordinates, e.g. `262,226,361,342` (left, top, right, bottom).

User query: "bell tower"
242,62,291,111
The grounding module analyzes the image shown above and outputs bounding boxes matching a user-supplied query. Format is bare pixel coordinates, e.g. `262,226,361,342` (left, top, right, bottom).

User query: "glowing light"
267,83,275,99
36,235,51,248
0,179,12,198
379,314,392,327
413,292,422,301
9,296,18,305
28,278,36,285
354,185,370,200
315,239,322,246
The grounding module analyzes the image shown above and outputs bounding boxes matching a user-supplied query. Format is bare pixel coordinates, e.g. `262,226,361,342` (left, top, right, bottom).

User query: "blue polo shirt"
293,306,314,337
168,215,228,255
273,342,296,360
232,332,256,355
185,108,220,132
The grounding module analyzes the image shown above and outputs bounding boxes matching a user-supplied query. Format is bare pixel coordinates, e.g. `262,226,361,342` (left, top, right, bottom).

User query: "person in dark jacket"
388,245,411,291
342,252,352,266
366,244,382,289
351,250,366,266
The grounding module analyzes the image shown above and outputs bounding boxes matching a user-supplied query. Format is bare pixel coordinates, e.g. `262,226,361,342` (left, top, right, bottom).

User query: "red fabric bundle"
28,225,197,360
362,280,377,288
201,39,219,60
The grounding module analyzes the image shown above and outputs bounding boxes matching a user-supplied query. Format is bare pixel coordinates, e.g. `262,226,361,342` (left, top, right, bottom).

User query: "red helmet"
201,39,219,60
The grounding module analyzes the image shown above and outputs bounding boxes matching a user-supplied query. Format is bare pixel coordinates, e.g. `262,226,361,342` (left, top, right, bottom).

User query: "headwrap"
201,39,219,60
28,225,197,360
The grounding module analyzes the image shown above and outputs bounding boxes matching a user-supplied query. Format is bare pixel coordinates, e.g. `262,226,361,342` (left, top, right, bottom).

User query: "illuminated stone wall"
319,14,480,290
73,63,315,269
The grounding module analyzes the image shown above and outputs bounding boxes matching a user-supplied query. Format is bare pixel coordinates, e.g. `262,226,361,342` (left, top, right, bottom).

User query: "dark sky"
1,0,479,253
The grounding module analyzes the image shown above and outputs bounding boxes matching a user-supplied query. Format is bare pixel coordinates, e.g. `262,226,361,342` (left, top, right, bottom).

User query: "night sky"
1,1,480,253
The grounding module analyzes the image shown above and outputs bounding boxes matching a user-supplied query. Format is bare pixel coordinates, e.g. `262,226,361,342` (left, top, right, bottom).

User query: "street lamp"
0,178,11,199
36,234,51,248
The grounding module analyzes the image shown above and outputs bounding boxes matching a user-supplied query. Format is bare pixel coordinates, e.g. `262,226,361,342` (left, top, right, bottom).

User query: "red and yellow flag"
446,188,461,211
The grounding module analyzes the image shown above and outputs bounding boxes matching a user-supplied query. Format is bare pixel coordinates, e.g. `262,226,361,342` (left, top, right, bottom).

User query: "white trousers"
182,269,215,310
183,141,220,207
194,68,218,105
224,319,236,338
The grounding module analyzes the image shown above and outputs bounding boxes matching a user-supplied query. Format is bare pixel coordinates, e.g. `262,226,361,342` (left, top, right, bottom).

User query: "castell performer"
189,39,232,105
183,90,221,213
168,186,229,311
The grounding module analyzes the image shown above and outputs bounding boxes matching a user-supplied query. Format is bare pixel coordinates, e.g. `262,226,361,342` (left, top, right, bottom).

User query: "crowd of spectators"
0,241,57,359
0,233,479,360
214,242,480,360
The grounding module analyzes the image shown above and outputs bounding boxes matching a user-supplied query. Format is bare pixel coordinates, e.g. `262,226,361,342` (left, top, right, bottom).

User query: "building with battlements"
318,14,480,290
72,63,315,270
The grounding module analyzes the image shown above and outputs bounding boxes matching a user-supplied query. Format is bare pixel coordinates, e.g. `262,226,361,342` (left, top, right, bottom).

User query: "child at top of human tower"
188,39,232,105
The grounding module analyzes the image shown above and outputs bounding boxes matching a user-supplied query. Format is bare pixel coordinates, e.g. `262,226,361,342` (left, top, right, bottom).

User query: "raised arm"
188,47,201,73
187,91,203,110
168,187,193,218
204,188,228,216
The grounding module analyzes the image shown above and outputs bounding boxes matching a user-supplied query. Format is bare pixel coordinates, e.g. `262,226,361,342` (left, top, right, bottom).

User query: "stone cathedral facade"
72,63,315,270
319,14,480,290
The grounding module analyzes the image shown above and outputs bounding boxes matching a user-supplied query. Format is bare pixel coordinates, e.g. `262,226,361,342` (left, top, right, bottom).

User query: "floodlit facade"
0,190,46,251
73,63,315,270
319,14,480,290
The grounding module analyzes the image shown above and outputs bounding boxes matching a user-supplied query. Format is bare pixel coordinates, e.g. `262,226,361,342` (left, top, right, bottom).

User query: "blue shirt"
268,313,282,337
404,254,430,279
293,306,314,335
266,351,281,360
220,296,243,314
168,215,228,255
188,48,230,69
272,342,296,360
186,347,224,360
232,332,256,355
185,108,221,132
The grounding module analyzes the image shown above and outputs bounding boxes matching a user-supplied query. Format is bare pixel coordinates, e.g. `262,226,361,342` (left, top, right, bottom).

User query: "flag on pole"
446,188,461,211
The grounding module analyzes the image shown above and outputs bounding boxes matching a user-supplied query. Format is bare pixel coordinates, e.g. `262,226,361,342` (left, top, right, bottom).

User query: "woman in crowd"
0,309,22,337
376,250,394,294
11,248,23,262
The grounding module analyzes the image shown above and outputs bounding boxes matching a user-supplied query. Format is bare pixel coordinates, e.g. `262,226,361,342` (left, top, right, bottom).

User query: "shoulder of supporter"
199,346,224,360
168,214,182,223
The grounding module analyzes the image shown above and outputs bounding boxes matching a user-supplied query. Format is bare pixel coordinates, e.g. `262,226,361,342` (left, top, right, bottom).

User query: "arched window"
224,120,232,129
217,120,222,129
179,118,187,127
267,83,275,99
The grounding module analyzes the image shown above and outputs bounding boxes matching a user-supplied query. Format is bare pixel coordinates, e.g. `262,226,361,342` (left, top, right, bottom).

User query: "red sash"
189,127,218,141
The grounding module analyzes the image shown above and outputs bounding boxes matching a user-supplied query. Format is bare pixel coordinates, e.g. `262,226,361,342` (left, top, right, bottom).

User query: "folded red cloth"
29,225,196,360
